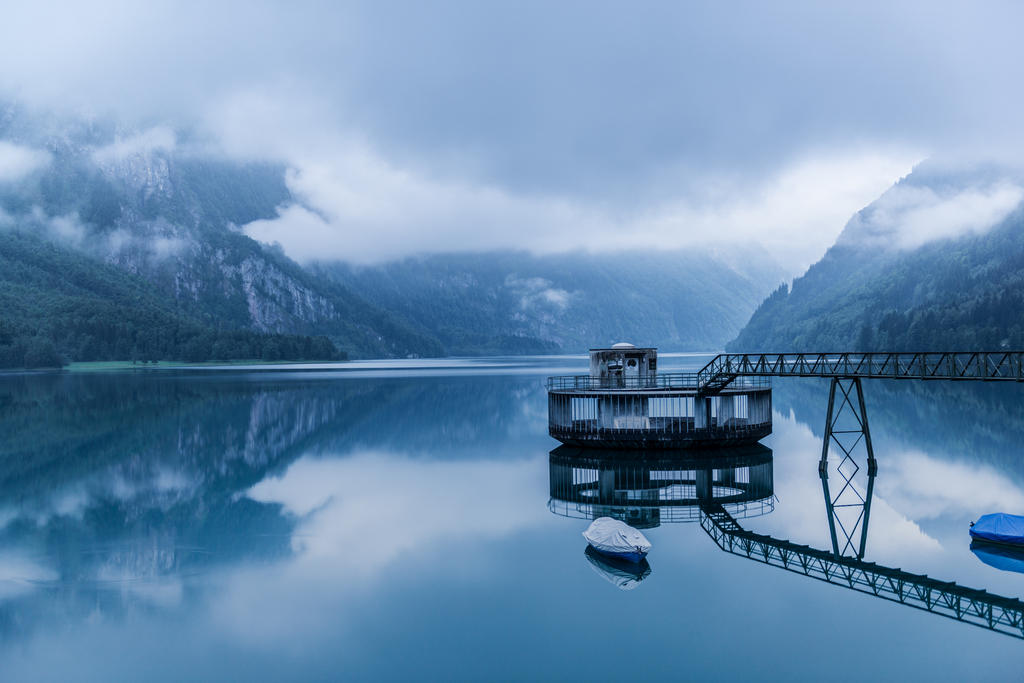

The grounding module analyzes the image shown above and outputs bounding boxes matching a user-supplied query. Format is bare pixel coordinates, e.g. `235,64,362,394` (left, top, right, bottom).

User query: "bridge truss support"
819,377,877,559
700,504,1024,640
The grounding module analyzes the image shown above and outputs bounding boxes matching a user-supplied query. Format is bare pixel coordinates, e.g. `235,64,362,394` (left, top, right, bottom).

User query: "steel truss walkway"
697,353,1023,506
700,503,1024,640
686,351,1024,638
697,351,1024,394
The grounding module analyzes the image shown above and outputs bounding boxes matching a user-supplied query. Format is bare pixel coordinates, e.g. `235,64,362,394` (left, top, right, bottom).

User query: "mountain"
0,104,442,363
729,162,1024,352
316,248,785,354
0,104,785,363
0,229,344,366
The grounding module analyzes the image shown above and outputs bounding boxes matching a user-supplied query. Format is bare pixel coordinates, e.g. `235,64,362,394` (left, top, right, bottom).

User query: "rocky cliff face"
1,103,786,358
0,104,440,357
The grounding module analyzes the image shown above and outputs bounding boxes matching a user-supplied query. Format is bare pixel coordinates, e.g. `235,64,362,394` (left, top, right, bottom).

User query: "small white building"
589,342,658,385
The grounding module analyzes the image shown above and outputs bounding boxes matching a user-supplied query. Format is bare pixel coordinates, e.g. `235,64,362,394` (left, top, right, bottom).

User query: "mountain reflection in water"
2,361,1024,680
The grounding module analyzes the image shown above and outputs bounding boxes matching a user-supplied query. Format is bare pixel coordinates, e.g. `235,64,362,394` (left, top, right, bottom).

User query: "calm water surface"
1,354,1023,681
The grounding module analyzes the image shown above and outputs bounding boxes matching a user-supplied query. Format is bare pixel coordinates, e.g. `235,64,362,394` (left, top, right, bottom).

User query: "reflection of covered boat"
584,545,651,590
548,444,774,528
970,513,1024,548
582,517,651,563
971,541,1024,575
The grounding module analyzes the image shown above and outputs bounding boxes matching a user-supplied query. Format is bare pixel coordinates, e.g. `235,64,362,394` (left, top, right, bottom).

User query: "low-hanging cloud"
839,180,1024,250
2,207,93,247
3,1,1024,270
241,135,915,271
2,206,187,262
505,275,573,312
0,141,50,183
91,126,176,165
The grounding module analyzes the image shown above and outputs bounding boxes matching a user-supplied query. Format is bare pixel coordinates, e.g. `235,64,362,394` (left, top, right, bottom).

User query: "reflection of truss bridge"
701,504,1024,640
820,377,877,559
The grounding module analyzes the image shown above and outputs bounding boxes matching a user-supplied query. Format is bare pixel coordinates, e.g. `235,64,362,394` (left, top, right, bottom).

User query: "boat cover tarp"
970,541,1024,575
969,513,1024,545
582,517,652,555
584,546,651,590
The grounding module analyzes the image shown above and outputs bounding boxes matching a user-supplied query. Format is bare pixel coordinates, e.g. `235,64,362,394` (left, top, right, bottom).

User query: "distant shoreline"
65,359,348,372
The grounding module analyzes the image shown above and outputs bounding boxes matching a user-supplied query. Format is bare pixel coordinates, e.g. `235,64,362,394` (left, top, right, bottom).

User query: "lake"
1,354,1023,681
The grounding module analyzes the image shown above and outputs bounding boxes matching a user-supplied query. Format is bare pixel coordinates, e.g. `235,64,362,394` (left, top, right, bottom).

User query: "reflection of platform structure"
548,445,774,528
547,345,772,449
701,503,1024,640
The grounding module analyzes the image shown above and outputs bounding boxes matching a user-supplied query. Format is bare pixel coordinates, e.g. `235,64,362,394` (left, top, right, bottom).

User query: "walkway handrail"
546,373,697,391
697,351,1024,394
701,503,1024,639
546,373,771,391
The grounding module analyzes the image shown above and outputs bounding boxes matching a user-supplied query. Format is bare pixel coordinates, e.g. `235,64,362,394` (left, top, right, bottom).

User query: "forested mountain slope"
0,104,441,362
0,230,341,366
729,163,1024,352
319,247,785,354
0,103,785,363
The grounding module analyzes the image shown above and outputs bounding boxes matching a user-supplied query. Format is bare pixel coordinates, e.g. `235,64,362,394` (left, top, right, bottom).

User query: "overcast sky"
1,1,1022,271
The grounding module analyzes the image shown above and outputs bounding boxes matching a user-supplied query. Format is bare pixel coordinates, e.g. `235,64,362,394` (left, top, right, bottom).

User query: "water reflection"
3,363,1024,678
726,443,1023,640
971,542,1024,575
584,546,652,590
548,441,1024,639
548,445,774,528
704,503,1024,640
0,371,551,643
777,377,1024,478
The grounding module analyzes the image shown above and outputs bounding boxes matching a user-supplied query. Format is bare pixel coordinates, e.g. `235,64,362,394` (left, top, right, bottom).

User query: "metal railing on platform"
548,351,1024,396
546,373,770,392
548,497,775,524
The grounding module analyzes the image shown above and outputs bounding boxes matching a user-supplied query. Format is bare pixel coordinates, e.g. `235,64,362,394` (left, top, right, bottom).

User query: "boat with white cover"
582,516,652,563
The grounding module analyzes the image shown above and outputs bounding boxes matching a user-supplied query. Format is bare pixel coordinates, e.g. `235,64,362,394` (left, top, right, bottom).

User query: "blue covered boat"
969,513,1024,547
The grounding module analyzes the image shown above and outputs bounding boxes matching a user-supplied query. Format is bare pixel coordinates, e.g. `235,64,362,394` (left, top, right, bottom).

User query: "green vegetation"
0,107,443,362
729,202,1024,352
0,230,344,368
320,248,783,354
0,107,783,362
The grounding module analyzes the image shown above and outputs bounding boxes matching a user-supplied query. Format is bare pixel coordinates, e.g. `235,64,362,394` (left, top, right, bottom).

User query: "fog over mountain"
730,161,1024,352
8,1,1024,274
2,2,1023,363
0,103,787,363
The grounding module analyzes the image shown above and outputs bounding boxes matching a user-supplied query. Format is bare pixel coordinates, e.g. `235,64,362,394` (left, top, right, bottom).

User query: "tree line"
0,316,344,369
